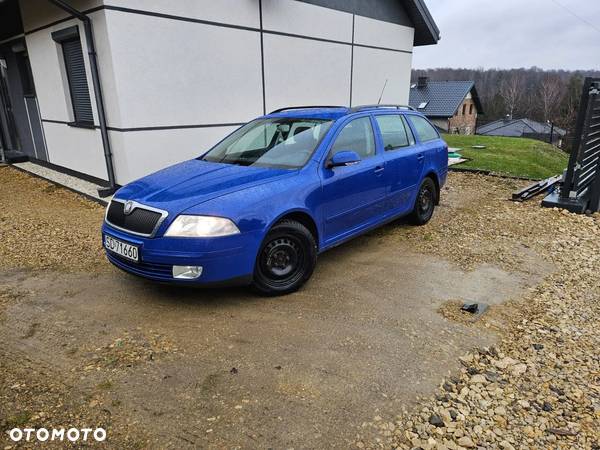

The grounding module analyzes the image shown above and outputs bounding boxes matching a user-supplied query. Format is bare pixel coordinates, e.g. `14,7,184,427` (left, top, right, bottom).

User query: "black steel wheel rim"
259,236,305,287
418,185,434,216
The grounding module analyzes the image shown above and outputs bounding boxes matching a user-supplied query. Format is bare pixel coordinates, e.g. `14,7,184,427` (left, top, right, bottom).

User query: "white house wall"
19,0,417,185
101,10,264,128
353,14,414,52
352,15,414,105
24,8,109,180
352,47,413,106
263,35,352,112
108,126,239,183
262,0,353,42
25,16,107,124
104,0,260,29
42,121,108,180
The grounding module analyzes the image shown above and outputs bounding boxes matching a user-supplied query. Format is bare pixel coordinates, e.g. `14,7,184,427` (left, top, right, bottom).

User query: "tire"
253,220,317,296
409,177,437,225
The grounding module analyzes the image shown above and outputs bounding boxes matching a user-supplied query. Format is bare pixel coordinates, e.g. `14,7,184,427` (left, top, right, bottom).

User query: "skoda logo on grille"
123,201,135,215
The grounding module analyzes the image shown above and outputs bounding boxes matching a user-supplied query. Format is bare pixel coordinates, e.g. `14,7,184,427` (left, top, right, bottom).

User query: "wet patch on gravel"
360,174,600,449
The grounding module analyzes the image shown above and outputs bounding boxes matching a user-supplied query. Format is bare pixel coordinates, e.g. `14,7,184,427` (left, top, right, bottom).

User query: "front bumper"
102,223,262,285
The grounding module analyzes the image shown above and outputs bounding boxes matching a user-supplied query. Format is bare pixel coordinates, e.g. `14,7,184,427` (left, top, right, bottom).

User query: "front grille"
106,200,164,236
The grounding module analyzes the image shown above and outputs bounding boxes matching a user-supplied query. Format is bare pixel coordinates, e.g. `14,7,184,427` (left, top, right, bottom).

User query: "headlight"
164,215,240,238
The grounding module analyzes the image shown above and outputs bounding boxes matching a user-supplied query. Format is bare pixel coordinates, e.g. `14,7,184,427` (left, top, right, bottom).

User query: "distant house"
477,118,566,146
409,78,483,135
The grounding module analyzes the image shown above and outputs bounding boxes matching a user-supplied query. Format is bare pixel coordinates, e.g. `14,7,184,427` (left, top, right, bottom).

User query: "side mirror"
328,150,361,168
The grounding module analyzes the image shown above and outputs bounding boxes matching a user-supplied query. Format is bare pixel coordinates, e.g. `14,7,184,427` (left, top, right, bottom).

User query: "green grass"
443,134,569,179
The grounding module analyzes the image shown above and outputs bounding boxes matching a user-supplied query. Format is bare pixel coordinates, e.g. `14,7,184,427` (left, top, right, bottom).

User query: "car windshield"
201,118,333,169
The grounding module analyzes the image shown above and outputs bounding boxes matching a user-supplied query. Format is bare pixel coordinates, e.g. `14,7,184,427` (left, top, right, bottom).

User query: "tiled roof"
409,81,481,118
478,118,566,137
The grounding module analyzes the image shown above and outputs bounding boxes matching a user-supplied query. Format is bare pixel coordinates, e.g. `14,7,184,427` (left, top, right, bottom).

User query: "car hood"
114,159,296,213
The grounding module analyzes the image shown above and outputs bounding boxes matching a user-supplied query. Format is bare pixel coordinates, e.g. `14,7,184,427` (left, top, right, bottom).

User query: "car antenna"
377,79,389,105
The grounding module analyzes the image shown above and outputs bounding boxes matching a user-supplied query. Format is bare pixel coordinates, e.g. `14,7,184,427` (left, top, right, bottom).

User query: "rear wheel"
253,220,317,296
409,177,437,225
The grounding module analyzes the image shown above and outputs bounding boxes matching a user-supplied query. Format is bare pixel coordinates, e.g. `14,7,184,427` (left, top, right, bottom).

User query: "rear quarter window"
408,115,440,143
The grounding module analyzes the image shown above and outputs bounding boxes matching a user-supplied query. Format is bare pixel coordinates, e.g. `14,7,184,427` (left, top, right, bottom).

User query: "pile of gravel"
359,173,600,449
0,167,107,273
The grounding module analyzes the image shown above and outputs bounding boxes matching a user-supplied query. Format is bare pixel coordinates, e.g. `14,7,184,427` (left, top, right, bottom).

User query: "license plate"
104,235,139,262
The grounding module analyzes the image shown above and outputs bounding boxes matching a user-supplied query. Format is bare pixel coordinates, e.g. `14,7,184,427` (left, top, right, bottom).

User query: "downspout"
0,132,5,163
47,0,117,197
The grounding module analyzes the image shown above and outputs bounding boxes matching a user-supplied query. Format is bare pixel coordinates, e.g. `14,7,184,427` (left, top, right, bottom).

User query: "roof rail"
349,104,416,113
269,105,346,114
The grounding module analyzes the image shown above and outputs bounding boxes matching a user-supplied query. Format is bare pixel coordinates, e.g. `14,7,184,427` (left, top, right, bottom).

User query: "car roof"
263,105,418,121
265,107,350,121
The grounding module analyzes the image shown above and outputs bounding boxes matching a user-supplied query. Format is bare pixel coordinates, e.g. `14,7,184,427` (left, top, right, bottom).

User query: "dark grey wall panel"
0,0,23,41
0,42,34,157
297,0,413,27
25,96,48,161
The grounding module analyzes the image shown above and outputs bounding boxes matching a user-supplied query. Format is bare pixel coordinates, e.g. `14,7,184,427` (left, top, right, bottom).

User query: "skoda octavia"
102,105,448,295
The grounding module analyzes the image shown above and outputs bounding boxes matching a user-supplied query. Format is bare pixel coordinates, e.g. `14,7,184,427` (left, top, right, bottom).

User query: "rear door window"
375,115,415,150
408,115,440,142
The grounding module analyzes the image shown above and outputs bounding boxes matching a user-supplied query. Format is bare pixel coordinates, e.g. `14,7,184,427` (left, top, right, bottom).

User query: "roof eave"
408,0,441,46
423,114,454,119
469,84,485,115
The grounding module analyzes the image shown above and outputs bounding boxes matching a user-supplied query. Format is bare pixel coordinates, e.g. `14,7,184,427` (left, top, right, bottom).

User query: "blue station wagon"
102,105,448,295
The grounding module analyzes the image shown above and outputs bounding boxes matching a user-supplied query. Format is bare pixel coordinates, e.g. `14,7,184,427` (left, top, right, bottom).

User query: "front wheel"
409,177,437,225
253,220,317,296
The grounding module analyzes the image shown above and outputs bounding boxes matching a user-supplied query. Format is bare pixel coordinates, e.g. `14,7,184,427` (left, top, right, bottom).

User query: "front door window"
330,117,375,160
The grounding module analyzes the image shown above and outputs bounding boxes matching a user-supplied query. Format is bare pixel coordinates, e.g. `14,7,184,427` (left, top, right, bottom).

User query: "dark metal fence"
542,78,600,213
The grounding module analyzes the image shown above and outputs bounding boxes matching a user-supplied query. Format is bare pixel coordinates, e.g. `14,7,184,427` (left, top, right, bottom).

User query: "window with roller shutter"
51,26,94,126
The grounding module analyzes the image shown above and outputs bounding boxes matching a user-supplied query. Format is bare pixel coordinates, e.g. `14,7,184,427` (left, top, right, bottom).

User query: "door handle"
417,154,425,161
374,166,385,175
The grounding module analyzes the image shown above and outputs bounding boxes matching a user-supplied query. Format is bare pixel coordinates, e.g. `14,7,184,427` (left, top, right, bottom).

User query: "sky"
412,0,600,71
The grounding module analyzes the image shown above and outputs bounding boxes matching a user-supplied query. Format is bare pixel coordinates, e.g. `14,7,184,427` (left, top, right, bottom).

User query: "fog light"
172,265,203,280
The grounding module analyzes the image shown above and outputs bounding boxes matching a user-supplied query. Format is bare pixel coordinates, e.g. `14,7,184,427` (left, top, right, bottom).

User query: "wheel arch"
423,171,440,205
269,209,320,249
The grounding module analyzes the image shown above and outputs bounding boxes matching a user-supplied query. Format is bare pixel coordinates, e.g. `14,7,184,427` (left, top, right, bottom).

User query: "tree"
558,74,584,131
411,67,600,132
538,76,564,122
499,73,524,119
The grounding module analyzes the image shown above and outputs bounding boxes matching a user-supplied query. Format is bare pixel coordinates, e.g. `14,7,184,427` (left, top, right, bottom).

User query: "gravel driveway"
0,166,598,449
